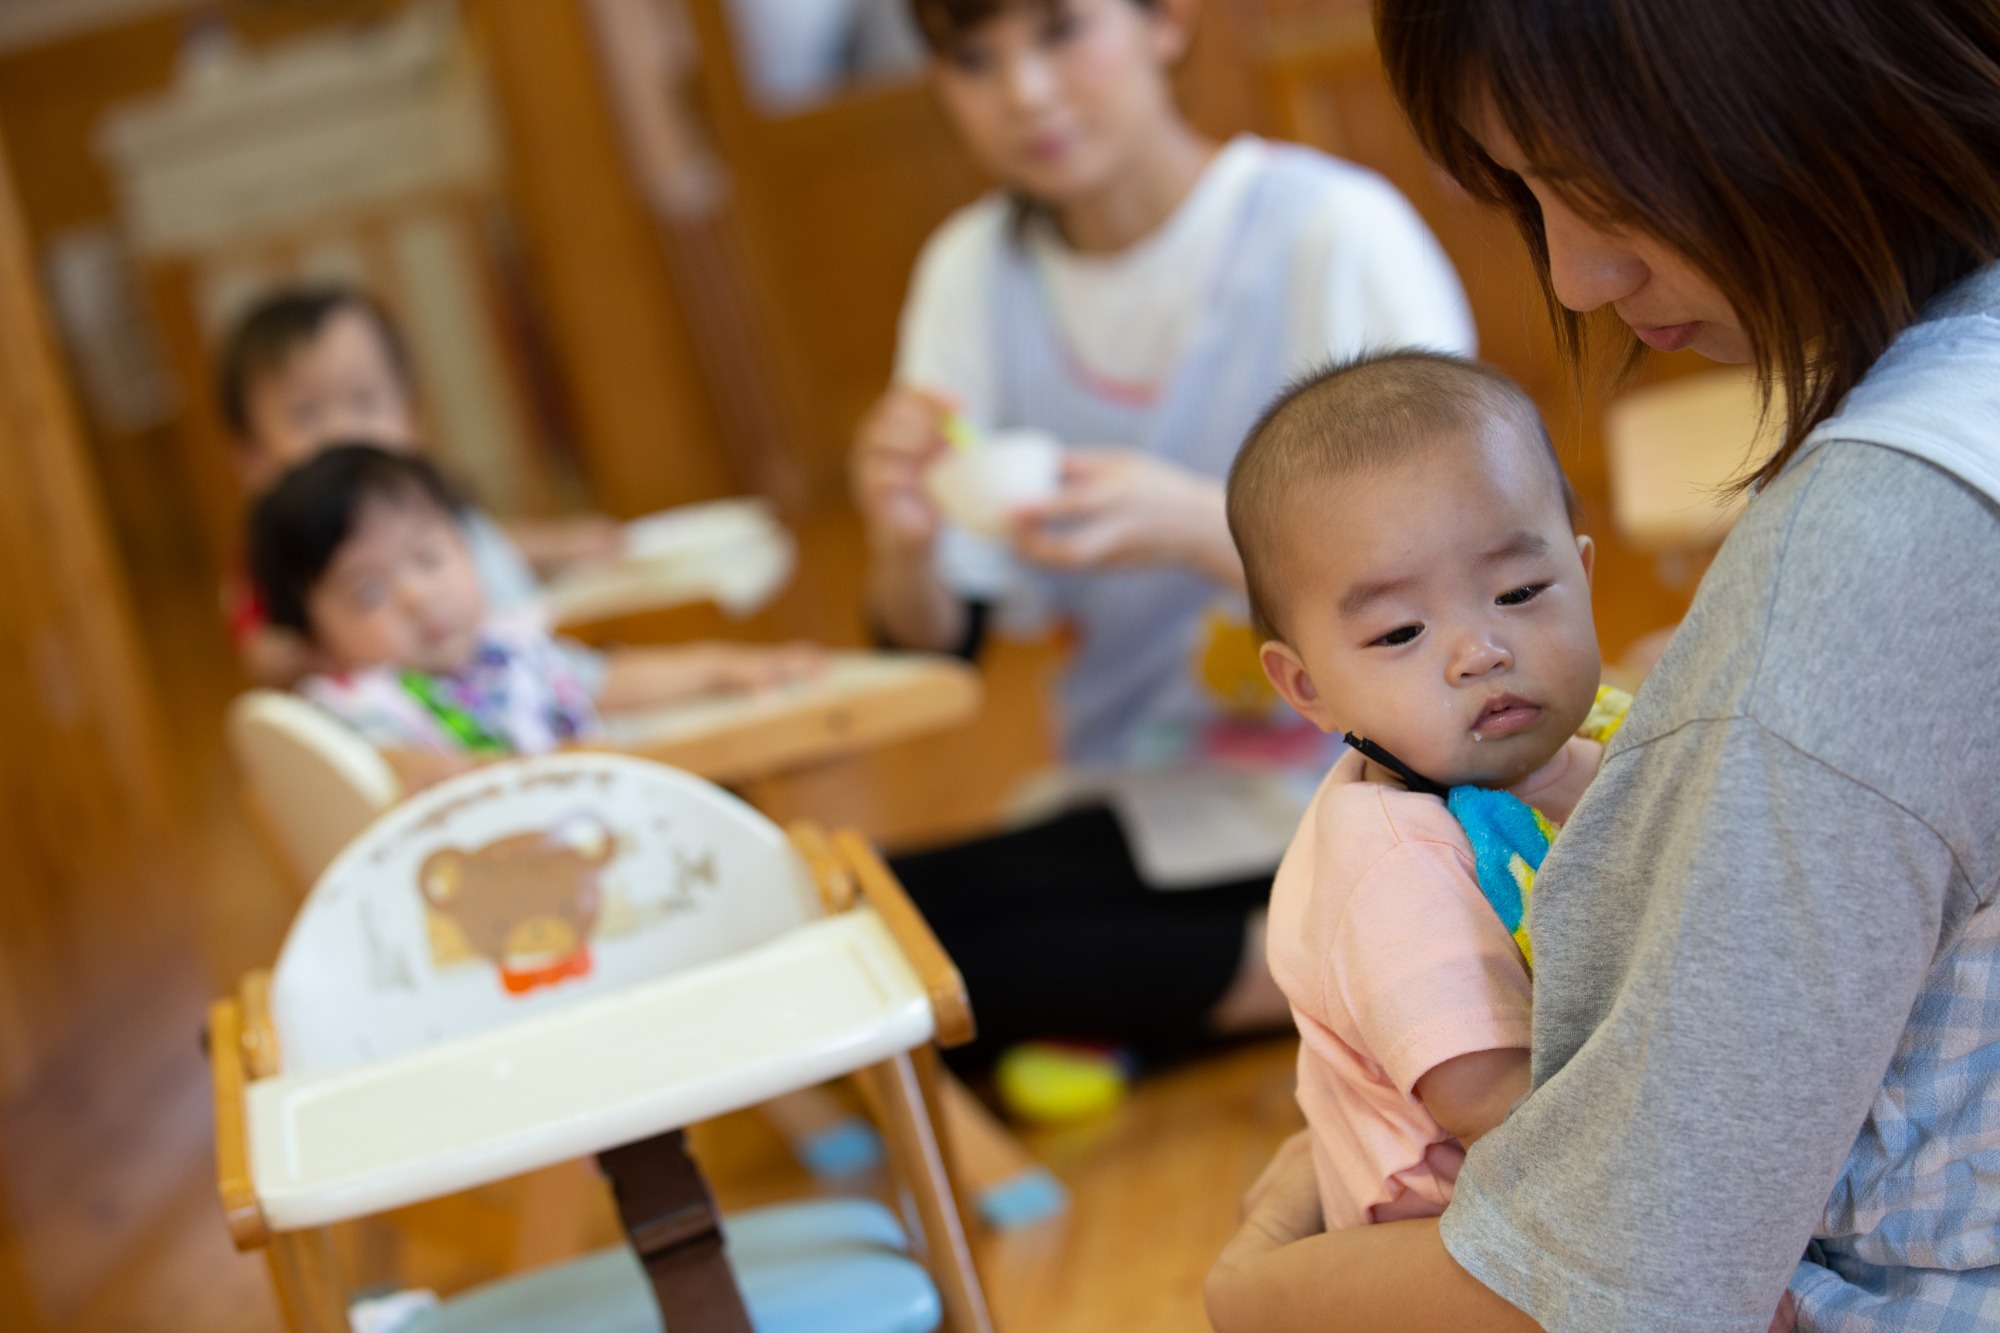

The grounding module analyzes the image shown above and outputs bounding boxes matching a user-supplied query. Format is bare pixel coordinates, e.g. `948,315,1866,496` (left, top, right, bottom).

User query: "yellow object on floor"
996,1042,1132,1124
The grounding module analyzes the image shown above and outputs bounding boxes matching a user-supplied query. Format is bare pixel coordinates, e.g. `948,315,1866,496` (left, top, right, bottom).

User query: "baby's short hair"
248,443,462,638
218,285,411,440
1227,349,1574,641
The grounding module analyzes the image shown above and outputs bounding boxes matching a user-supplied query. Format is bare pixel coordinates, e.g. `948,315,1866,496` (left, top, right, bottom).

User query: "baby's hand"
699,641,825,695
506,514,626,576
1769,1291,1798,1333
561,514,627,565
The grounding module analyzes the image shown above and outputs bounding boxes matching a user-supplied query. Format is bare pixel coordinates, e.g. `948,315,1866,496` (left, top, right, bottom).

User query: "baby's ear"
1575,533,1597,585
1259,641,1338,733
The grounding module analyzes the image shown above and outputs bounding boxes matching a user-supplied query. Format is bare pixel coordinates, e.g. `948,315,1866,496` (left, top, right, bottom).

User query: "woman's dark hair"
1377,0,2000,488
909,0,1156,53
248,443,462,637
218,286,412,439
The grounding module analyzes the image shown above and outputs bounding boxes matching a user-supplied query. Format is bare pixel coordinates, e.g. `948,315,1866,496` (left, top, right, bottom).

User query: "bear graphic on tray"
270,757,821,1073
417,813,720,996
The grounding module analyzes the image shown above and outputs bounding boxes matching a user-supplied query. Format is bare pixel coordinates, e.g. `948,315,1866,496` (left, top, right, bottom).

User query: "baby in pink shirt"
1224,350,1606,1230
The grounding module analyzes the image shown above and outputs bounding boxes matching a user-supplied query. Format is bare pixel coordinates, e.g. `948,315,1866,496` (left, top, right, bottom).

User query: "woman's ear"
1149,0,1197,65
1260,640,1339,734
1576,533,1597,585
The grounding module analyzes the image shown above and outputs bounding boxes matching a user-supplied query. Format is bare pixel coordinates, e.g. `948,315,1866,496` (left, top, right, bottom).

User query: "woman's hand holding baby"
1013,449,1245,590
1238,1129,1325,1242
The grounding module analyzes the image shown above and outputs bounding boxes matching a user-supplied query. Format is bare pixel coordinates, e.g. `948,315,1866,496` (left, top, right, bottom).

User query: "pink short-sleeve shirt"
1268,737,1601,1229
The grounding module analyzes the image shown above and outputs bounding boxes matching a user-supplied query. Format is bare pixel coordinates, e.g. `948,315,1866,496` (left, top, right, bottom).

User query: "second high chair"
226,650,983,892
209,751,993,1333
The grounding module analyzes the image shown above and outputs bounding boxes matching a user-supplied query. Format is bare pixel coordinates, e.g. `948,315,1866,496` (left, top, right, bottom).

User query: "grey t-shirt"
1439,439,2000,1331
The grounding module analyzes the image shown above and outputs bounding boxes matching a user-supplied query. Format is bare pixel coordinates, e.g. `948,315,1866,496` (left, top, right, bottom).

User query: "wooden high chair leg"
858,1049,995,1333
511,1158,603,1270
599,1128,753,1333
264,1227,348,1333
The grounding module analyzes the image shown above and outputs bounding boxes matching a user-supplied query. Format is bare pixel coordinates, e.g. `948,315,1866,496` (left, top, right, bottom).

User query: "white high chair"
227,651,983,892
227,689,404,891
208,752,992,1333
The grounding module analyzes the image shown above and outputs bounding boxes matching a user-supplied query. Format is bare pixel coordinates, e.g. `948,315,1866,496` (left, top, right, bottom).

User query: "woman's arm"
1210,1196,1796,1333
1208,1170,1538,1333
1210,1210,1796,1333
1204,1097,1538,1333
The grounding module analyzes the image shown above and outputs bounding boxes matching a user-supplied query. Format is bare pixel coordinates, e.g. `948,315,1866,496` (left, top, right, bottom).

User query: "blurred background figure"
723,0,926,110
0,1,1747,1330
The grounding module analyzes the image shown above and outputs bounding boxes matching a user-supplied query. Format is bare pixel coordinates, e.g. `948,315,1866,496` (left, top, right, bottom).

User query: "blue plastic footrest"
404,1198,940,1333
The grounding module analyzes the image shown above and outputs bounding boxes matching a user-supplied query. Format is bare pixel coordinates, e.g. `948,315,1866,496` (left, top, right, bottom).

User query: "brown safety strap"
598,1128,754,1332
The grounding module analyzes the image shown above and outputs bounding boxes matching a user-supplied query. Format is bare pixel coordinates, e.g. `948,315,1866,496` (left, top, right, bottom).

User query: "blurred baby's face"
306,497,485,677
237,309,419,494
1261,421,1601,790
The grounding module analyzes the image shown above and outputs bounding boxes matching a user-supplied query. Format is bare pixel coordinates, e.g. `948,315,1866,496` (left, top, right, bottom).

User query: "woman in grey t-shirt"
1206,2,2000,1330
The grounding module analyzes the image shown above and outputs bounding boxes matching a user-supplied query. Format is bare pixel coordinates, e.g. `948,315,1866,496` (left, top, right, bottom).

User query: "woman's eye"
1039,13,1082,45
1497,584,1548,607
948,41,994,74
1372,624,1422,647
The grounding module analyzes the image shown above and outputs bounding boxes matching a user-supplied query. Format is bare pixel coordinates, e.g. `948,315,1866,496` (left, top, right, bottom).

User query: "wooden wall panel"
467,0,742,516
676,0,992,502
0,140,178,1102
0,0,747,579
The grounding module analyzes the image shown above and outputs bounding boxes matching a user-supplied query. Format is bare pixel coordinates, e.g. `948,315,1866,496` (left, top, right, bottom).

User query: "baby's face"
306,497,485,677
237,309,419,494
1261,421,1601,789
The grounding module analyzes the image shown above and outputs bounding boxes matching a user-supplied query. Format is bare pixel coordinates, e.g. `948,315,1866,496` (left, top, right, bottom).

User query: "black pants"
891,804,1273,1068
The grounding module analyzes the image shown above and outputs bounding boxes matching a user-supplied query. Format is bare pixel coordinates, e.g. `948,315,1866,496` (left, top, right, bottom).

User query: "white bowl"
923,430,1063,539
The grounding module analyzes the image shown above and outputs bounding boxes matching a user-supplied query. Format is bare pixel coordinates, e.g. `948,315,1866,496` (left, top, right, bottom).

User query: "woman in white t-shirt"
855,0,1474,1064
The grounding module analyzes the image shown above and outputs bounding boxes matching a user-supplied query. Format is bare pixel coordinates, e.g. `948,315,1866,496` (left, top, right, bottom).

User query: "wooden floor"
0,486,1690,1333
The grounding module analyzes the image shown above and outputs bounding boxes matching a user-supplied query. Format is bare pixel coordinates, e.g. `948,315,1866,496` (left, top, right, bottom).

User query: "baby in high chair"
219,285,630,689
1226,349,1620,1230
248,443,819,785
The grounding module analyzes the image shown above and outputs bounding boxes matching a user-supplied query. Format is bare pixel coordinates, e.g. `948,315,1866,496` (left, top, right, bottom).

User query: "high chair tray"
247,909,932,1231
542,499,794,627
596,652,981,785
